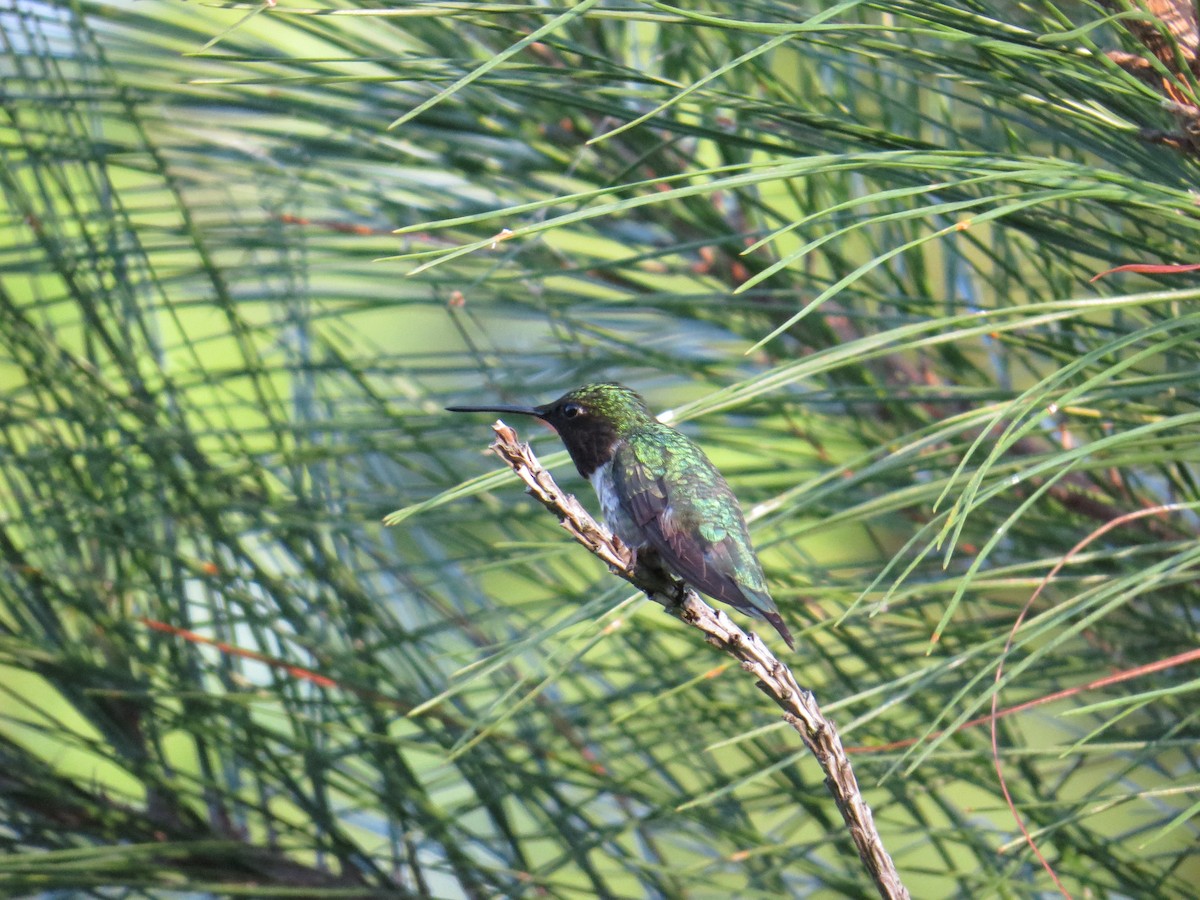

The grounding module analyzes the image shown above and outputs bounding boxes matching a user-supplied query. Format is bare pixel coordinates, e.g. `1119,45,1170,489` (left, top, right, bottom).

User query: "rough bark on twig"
486,421,910,900
1103,0,1200,152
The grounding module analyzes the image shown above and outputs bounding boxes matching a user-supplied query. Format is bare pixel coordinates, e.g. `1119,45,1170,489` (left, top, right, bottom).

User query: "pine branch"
486,421,910,900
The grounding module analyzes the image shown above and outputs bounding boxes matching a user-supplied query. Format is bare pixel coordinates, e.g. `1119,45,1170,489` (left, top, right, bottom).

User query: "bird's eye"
561,402,583,418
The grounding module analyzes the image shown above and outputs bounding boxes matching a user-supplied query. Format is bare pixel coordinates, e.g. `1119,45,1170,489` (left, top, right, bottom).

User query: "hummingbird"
447,383,794,649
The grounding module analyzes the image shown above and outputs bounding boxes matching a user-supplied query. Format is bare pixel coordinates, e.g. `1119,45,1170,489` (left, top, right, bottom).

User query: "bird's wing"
612,434,794,648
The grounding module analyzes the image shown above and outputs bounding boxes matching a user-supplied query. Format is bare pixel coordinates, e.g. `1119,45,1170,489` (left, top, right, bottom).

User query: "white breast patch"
589,459,642,547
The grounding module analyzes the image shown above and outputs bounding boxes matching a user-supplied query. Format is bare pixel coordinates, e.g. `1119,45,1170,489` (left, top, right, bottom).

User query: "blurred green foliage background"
0,0,1197,896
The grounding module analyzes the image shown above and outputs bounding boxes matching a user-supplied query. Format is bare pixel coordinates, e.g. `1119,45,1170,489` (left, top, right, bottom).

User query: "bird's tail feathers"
734,587,795,650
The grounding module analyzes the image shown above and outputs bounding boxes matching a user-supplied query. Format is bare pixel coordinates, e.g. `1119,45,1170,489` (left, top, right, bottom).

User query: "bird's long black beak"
445,403,545,418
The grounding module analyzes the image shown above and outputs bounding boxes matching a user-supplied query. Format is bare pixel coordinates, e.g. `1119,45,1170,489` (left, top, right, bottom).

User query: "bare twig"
487,421,910,900
1103,0,1200,153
